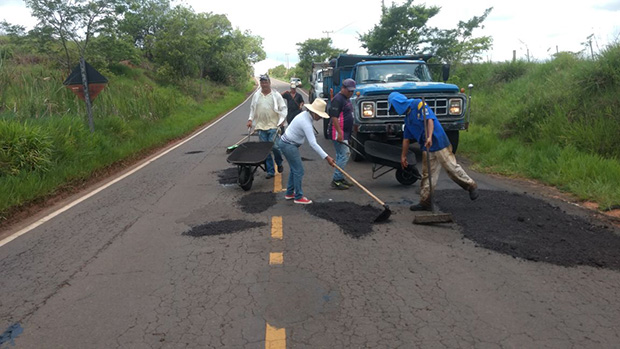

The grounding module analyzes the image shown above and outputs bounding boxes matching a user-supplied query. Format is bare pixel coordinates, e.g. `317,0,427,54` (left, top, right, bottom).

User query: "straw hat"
306,98,329,119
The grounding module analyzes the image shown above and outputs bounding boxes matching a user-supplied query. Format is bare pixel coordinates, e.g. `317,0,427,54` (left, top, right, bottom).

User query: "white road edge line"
0,90,257,248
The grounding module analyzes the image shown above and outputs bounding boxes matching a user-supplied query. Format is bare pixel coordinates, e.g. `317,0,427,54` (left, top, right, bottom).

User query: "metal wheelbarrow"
226,141,274,191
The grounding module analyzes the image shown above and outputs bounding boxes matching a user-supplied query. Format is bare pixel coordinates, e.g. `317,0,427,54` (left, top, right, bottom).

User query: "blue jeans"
258,129,283,175
277,138,304,200
332,140,350,181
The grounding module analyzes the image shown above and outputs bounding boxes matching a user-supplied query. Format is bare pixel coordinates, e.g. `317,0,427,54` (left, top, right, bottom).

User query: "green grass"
0,59,254,221
452,44,620,209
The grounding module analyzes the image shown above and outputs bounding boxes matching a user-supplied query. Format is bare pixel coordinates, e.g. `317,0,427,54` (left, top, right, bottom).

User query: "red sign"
66,83,107,101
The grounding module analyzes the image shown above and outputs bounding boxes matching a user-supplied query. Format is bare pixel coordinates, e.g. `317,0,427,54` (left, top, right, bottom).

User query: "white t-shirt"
248,90,287,130
282,111,328,159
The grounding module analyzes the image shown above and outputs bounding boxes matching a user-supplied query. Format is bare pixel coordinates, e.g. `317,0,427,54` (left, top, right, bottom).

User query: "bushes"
0,120,53,176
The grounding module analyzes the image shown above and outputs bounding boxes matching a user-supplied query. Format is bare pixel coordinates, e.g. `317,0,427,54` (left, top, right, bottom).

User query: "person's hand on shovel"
326,156,335,167
246,120,252,129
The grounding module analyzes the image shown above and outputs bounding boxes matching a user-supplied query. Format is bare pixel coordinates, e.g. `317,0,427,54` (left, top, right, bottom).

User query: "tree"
358,0,439,56
430,8,493,64
296,37,346,78
117,0,170,61
25,0,123,71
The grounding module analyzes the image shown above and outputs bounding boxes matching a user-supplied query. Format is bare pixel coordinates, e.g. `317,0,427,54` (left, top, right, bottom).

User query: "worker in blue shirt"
388,92,479,211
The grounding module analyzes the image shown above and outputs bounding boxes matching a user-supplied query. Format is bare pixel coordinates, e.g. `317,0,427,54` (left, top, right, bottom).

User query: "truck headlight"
449,99,462,115
361,101,375,118
319,92,324,98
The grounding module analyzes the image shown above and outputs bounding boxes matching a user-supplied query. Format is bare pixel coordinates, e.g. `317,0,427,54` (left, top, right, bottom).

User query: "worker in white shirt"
247,74,287,179
277,98,335,204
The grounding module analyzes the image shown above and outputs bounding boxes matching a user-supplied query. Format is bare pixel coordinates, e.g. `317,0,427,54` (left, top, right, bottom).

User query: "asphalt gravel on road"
435,189,620,271
183,220,266,237
306,202,385,239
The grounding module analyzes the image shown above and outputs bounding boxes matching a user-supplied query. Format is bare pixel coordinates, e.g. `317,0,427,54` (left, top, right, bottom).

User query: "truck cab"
323,54,471,159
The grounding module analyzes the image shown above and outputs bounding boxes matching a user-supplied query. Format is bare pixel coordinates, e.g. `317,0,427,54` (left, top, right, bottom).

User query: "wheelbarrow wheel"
395,167,419,185
238,166,253,191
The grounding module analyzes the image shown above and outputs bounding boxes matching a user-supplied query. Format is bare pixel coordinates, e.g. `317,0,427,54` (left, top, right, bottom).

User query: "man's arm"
274,92,287,126
247,93,257,128
401,138,410,169
328,97,344,142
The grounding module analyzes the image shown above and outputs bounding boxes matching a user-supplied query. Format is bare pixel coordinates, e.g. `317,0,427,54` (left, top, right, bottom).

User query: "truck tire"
446,130,459,154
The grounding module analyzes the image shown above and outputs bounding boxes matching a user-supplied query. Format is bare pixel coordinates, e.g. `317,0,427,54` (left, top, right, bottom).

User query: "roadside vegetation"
452,44,620,209
0,0,262,222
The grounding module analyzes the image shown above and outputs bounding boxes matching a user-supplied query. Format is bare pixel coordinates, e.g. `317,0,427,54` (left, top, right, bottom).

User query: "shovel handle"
333,164,386,206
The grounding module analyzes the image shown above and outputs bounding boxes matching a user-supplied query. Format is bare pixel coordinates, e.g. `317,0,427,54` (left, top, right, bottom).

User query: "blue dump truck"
322,54,472,160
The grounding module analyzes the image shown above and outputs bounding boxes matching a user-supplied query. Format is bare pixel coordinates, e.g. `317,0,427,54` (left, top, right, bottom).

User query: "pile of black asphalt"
238,192,277,214
435,189,620,271
216,167,238,185
183,220,266,237
306,202,385,239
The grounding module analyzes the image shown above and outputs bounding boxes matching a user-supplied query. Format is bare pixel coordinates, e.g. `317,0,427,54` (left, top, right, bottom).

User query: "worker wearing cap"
281,83,305,124
247,74,287,179
388,91,479,211
328,78,356,190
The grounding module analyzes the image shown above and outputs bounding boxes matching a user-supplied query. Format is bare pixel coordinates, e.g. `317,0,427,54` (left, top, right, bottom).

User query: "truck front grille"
376,98,449,117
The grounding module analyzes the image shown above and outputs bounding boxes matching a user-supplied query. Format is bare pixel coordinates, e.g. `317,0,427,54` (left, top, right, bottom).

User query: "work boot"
340,179,354,187
265,173,275,179
331,180,350,190
469,187,479,201
410,203,431,211
277,164,284,173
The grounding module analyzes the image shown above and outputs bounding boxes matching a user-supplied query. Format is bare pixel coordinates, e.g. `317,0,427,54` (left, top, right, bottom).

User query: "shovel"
413,98,453,224
226,128,252,154
332,164,391,222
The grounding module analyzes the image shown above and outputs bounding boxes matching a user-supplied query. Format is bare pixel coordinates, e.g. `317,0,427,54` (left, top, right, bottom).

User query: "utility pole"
285,53,289,74
322,30,333,38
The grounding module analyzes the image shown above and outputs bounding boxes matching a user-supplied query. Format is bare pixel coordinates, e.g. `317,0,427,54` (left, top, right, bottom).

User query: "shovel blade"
374,205,391,222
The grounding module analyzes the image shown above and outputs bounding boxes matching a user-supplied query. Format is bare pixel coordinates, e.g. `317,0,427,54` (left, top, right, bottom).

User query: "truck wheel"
446,130,459,154
395,168,419,185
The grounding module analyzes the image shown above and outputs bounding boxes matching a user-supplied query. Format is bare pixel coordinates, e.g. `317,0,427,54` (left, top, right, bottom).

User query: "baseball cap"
290,83,296,89
259,74,270,81
342,78,356,91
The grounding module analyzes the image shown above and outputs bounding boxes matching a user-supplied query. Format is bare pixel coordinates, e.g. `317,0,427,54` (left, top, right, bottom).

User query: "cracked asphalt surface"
1,80,619,348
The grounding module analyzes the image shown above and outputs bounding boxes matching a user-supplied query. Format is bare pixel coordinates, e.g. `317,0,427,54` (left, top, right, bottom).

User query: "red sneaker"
294,197,312,205
284,194,295,200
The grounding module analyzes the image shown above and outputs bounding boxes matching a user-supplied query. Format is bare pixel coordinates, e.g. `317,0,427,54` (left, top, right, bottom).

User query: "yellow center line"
269,252,283,265
271,216,283,240
265,322,286,349
274,172,283,193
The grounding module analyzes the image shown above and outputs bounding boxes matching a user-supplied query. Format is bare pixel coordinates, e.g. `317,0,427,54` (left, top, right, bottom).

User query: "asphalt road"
1,80,619,348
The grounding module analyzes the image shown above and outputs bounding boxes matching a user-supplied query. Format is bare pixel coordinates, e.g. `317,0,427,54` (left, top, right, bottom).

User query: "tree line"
273,0,493,82
0,0,265,86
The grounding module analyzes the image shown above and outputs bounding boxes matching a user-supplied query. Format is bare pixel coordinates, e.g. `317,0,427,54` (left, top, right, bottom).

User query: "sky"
2,0,619,74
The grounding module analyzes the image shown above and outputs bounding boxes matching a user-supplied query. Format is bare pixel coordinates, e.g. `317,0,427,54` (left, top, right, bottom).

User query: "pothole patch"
183,220,266,237
306,202,385,238
435,189,620,270
216,167,238,185
238,192,277,214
